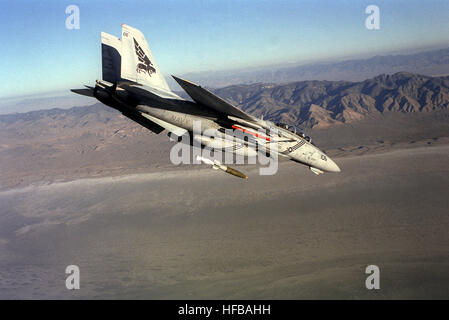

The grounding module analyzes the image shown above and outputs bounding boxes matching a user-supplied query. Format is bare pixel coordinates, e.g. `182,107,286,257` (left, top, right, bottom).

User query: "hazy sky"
1,0,448,98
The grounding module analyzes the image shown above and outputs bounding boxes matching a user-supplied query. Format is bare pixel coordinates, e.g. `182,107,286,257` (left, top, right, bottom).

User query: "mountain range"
1,72,448,130
212,72,449,128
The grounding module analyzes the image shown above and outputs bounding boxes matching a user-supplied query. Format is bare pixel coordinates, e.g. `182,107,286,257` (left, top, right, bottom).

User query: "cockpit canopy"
276,122,299,134
275,122,314,143
276,122,308,138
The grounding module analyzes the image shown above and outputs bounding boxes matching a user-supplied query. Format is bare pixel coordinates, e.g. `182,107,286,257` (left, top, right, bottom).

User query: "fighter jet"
72,24,340,179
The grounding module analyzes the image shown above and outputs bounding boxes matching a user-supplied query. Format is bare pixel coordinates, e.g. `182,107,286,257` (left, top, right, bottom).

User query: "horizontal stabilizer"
172,76,254,121
70,88,94,97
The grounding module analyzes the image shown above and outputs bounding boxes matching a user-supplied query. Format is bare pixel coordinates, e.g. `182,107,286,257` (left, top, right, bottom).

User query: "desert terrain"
0,132,448,299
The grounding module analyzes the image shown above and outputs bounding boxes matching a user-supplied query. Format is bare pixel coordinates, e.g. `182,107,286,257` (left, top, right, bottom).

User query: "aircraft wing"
172,76,255,121
137,108,188,137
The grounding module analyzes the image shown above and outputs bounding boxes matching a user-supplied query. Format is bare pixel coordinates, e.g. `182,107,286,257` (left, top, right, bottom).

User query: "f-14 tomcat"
72,24,340,179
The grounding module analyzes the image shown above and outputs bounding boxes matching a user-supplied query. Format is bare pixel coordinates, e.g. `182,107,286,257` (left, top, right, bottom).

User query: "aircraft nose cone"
327,158,341,172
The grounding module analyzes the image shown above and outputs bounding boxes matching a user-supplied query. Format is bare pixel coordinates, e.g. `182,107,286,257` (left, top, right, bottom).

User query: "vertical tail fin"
120,24,171,92
101,32,122,84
